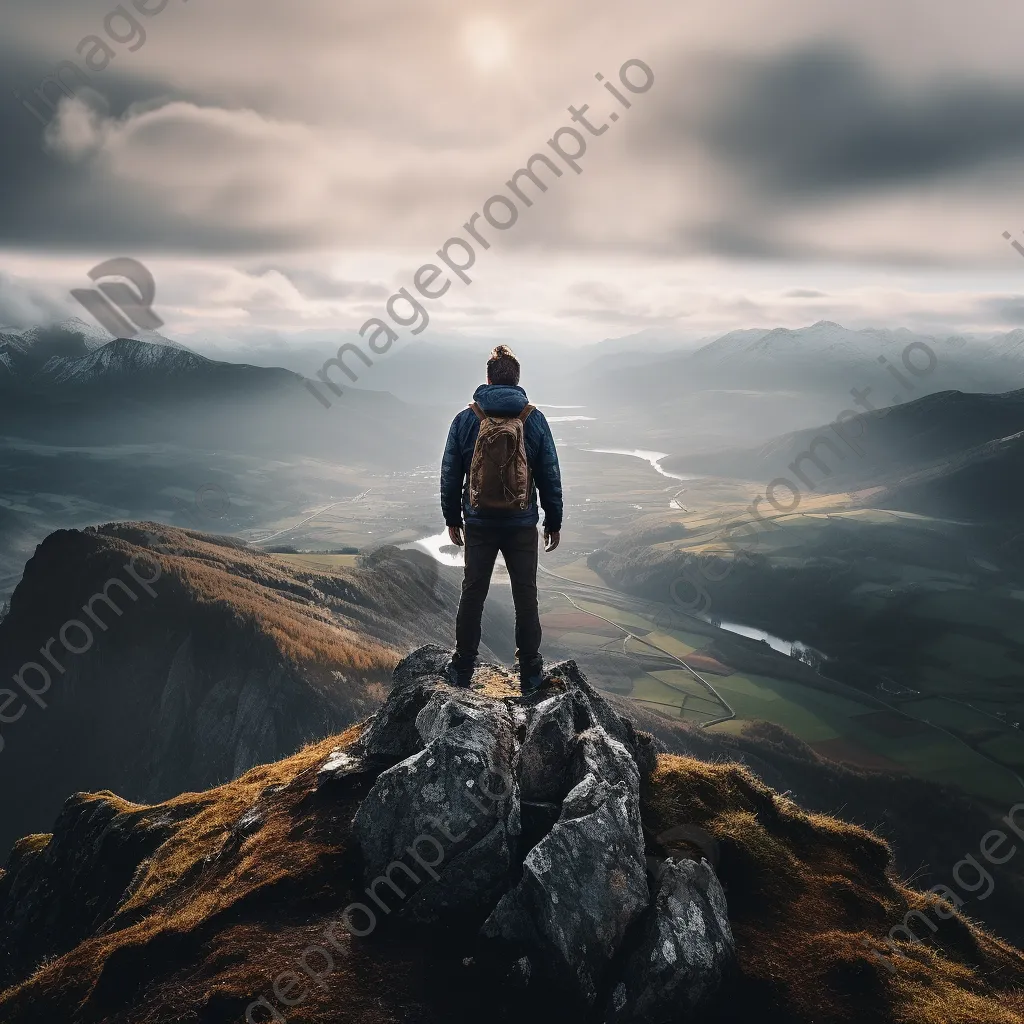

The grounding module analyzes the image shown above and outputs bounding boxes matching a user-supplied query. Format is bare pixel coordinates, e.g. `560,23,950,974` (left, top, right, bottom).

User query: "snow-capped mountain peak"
0,317,203,387
38,337,210,385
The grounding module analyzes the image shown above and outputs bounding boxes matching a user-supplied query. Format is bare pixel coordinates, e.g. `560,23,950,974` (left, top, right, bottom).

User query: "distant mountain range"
681,320,1024,377
584,321,1024,413
664,387,1024,526
0,317,189,380
0,317,445,462
143,319,1024,428
687,322,944,369
0,318,454,604
0,315,331,401
8,315,1022,430
7,335,207,387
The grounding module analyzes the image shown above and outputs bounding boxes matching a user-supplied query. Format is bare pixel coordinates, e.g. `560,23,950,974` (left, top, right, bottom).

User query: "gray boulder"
517,691,579,803
482,725,648,1005
607,856,736,1022
339,645,732,1014
351,681,519,924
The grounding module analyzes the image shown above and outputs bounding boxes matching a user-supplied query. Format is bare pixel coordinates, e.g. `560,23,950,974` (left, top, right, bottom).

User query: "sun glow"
461,18,512,72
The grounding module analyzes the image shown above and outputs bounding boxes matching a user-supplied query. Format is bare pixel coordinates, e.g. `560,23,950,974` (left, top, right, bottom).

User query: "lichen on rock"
347,644,734,1015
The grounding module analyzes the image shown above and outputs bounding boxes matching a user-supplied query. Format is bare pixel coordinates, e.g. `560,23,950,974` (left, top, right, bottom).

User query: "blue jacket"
441,384,563,532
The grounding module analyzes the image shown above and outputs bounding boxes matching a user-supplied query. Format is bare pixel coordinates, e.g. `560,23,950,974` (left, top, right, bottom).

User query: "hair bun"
490,344,516,359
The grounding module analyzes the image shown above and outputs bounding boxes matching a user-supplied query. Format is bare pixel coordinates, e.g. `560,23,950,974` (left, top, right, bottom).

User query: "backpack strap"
518,404,535,423
469,402,486,421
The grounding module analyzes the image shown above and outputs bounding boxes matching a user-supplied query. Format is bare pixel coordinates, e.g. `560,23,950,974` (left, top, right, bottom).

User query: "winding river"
583,447,694,483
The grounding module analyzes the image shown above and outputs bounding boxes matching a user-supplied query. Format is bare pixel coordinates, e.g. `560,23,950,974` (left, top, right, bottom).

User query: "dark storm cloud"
5,17,1024,268
649,45,1024,199
0,47,293,252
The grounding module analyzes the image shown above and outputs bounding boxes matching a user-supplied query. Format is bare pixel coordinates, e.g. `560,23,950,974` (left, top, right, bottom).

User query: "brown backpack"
468,401,535,511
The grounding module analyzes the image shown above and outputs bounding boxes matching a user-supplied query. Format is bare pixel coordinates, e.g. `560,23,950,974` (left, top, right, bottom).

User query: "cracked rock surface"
345,644,735,1015
607,856,736,1023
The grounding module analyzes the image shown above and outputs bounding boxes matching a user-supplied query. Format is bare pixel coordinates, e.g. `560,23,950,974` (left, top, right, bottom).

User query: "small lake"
715,620,794,655
405,532,825,662
712,619,827,662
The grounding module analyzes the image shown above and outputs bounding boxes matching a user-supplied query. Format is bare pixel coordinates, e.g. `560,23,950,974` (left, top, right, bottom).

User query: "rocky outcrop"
344,644,734,1018
0,643,735,1018
608,857,735,1022
12,643,1024,1024
351,650,521,925
0,792,185,989
482,721,649,1007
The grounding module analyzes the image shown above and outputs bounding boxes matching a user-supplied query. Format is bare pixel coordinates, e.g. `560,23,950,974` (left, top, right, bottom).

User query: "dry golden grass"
645,755,1024,1024
96,524,402,675
2,633,1022,1022
0,726,369,1023
10,835,51,858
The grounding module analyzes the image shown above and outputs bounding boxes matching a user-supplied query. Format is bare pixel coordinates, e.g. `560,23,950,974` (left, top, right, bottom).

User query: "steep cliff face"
1,649,1021,1024
0,524,512,858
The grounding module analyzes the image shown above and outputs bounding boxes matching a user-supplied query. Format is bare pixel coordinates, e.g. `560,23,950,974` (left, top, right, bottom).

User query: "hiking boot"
519,671,546,695
517,657,545,694
445,658,473,688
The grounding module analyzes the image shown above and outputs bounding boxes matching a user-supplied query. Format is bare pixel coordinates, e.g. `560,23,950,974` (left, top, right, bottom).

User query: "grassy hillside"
587,491,1024,807
662,388,1024,493
1,717,1021,1023
0,524,514,857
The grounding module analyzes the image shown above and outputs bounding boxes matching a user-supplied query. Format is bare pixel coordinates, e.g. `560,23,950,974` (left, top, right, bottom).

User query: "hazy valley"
3,315,1024,1022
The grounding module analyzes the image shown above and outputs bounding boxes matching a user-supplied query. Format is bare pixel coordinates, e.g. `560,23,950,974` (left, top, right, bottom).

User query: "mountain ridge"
662,386,1024,498
1,646,1021,1024
0,523,516,858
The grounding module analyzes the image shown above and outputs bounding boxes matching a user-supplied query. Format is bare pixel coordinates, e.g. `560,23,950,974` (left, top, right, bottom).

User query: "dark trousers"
454,524,542,673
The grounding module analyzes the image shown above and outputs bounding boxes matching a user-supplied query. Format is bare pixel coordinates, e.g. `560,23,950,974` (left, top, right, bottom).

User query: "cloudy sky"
4,0,1024,348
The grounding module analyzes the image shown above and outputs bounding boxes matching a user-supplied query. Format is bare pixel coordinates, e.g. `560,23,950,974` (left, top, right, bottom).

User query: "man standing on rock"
440,344,563,693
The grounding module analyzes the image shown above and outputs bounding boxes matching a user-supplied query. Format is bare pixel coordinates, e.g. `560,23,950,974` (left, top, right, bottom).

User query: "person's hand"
448,524,464,547
544,530,560,552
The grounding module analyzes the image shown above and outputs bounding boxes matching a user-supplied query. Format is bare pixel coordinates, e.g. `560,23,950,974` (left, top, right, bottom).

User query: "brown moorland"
1,727,1022,1024
0,522,498,858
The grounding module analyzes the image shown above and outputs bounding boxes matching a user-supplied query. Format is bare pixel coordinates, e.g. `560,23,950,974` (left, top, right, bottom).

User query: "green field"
539,587,1024,806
